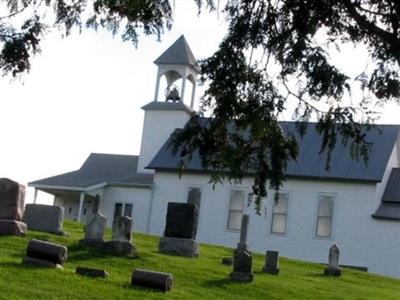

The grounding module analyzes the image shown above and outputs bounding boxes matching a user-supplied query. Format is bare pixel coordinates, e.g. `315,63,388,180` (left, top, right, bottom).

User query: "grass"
0,220,399,299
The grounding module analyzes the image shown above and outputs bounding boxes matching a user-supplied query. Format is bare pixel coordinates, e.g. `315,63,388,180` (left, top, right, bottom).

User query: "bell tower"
153,35,200,107
137,36,199,173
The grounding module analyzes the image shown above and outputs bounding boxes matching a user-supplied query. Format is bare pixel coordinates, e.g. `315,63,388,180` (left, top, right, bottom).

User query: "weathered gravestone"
0,178,27,236
79,213,107,249
229,214,254,282
158,202,199,257
24,204,65,235
103,216,136,256
262,250,280,275
324,244,341,276
22,239,68,269
131,268,173,292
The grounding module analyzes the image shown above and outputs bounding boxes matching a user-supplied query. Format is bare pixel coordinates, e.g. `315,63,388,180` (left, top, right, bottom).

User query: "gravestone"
229,214,254,282
158,202,199,257
324,244,341,276
22,239,68,269
0,178,27,236
103,216,136,256
24,204,65,235
79,213,107,249
131,269,173,292
262,250,280,275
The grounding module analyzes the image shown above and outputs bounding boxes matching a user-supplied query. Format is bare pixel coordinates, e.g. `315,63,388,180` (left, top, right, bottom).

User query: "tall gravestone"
103,216,136,256
229,214,254,282
158,202,199,257
0,178,27,236
24,204,65,235
79,213,107,249
324,244,341,276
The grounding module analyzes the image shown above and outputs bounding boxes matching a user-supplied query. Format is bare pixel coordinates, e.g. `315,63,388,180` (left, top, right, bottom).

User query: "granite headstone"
229,214,254,282
0,178,27,236
324,244,341,276
159,202,199,257
24,204,64,235
262,250,280,275
79,213,107,248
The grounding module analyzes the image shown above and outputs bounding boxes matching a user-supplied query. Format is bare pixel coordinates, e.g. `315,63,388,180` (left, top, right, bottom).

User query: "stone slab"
78,239,104,250
0,178,25,221
324,267,342,277
0,219,27,236
24,204,64,235
131,268,173,292
76,267,109,278
26,239,68,265
22,256,63,269
103,241,137,257
164,202,198,239
158,236,199,258
229,271,254,282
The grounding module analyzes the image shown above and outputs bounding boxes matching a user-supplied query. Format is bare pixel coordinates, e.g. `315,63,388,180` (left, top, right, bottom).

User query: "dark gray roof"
381,168,400,202
147,121,400,183
154,35,198,68
373,168,400,221
373,202,400,221
141,101,194,114
29,153,153,189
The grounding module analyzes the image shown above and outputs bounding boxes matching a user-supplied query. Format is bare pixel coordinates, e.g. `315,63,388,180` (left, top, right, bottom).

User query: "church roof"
141,101,194,114
154,35,198,68
373,168,400,220
147,121,400,183
29,153,153,190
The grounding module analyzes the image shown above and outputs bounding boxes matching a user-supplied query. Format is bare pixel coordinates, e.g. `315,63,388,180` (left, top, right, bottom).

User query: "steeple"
153,35,200,108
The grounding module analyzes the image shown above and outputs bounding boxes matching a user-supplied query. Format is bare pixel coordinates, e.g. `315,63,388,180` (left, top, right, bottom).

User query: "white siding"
150,171,400,278
99,186,152,233
137,108,191,173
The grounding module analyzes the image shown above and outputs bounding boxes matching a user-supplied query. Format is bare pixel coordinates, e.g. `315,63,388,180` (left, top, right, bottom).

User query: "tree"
1,0,400,212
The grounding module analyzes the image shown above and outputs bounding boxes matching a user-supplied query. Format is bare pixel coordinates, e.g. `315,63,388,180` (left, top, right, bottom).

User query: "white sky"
1,1,400,204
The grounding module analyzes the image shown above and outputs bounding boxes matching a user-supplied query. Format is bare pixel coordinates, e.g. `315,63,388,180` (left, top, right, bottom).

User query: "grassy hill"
0,220,399,299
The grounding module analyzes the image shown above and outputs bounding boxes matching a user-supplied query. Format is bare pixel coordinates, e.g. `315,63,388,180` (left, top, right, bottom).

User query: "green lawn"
0,220,399,299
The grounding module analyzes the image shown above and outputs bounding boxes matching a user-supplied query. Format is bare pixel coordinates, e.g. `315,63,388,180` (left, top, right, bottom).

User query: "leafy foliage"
1,0,400,211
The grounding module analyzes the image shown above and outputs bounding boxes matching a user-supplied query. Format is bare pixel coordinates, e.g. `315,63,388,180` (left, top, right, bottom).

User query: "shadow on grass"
0,261,32,269
201,278,233,288
125,282,167,294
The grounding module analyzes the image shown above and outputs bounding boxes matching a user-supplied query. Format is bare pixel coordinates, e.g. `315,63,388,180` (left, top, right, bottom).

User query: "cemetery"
1,180,400,299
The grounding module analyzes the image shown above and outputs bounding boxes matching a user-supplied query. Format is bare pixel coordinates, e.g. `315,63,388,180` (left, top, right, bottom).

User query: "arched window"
316,195,334,237
227,190,245,230
271,193,289,234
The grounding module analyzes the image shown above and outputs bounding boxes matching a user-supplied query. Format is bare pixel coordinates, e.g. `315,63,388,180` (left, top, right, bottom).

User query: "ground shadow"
202,278,234,288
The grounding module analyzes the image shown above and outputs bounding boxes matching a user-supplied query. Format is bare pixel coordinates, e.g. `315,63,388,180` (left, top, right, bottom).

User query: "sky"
1,1,400,204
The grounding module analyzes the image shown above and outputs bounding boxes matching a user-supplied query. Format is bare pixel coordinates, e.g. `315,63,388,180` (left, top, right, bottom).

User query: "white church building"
30,36,400,279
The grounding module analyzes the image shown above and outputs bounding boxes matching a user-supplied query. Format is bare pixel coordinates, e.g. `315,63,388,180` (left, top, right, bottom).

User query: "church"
29,36,400,279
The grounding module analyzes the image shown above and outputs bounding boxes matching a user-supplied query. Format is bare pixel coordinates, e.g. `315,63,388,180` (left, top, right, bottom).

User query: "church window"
316,195,334,238
227,190,245,230
271,193,289,234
